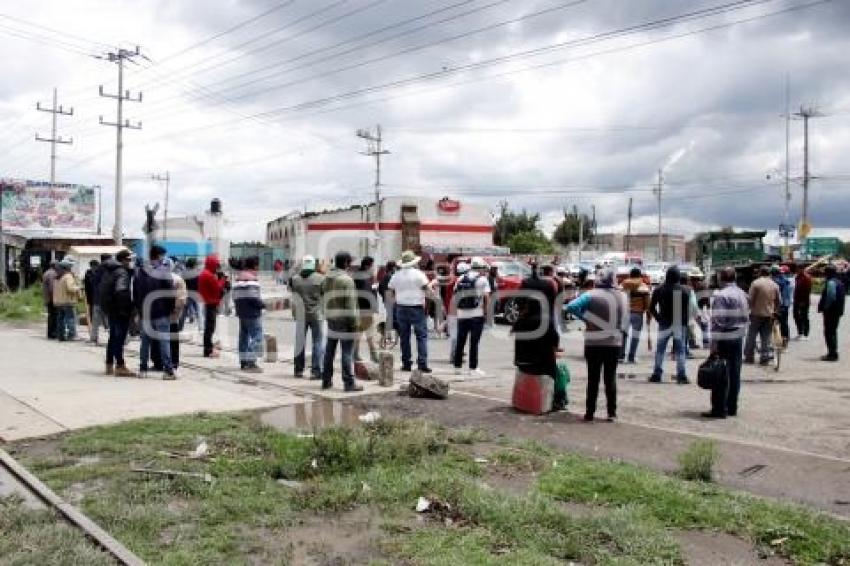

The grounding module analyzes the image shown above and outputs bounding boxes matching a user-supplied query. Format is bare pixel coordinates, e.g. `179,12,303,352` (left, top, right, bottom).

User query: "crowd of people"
38,245,846,419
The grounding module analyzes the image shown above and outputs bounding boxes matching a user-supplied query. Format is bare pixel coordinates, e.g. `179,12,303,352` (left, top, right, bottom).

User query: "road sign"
778,224,795,238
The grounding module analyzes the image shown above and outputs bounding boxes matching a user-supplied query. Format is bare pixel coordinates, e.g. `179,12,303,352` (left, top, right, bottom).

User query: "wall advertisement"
0,179,96,232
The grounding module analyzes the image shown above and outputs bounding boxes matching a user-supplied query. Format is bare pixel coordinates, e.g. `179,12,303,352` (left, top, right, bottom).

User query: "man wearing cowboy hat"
388,250,434,373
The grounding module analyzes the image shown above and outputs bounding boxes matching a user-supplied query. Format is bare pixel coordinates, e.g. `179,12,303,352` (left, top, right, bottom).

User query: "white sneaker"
454,367,463,375
471,368,487,377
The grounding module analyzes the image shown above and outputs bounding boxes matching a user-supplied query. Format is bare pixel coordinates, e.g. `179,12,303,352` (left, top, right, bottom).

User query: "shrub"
677,439,720,482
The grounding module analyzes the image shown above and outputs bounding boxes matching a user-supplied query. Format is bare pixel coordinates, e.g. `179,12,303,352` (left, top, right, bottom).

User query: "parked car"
644,262,669,285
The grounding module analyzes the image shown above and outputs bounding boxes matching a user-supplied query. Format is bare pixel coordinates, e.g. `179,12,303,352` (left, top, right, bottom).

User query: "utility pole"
151,172,171,241
782,76,791,251
35,87,74,184
625,197,633,252
653,169,664,262
590,204,596,251
99,46,143,245
356,125,390,258
794,105,821,256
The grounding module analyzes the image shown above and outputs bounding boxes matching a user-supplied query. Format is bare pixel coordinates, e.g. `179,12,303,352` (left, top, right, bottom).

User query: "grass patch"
677,439,720,482
9,412,850,565
0,495,114,565
0,285,44,321
537,452,850,564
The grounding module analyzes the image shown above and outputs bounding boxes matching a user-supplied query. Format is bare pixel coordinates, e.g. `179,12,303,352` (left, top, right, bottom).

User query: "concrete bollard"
264,333,278,363
377,350,394,387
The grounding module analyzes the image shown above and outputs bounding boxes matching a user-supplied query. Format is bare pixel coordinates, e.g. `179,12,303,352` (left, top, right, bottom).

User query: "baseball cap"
302,255,316,270
456,262,470,274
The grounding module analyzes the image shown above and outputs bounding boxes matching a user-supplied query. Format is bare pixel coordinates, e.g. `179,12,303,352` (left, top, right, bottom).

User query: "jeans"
294,316,324,376
106,317,130,366
823,313,841,358
397,305,428,369
182,297,202,332
744,315,773,362
238,316,264,366
711,337,743,416
620,312,644,362
89,304,108,343
585,345,619,418
322,337,355,388
203,304,218,356
56,305,77,341
140,316,173,373
793,303,810,337
653,325,687,379
777,306,790,341
454,316,485,369
152,322,181,369
46,303,58,339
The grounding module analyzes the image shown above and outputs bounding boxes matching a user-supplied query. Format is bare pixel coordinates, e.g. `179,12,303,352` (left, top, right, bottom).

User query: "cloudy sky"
1,0,848,244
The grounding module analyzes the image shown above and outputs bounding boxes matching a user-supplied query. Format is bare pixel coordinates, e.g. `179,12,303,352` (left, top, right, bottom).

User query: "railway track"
0,448,145,566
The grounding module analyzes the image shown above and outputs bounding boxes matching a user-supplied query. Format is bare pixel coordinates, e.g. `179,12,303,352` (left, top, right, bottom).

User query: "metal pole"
97,186,102,235
625,197,633,252
114,56,124,246
801,110,809,246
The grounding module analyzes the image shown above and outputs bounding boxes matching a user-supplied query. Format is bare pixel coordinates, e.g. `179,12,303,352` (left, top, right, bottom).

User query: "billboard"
0,179,97,232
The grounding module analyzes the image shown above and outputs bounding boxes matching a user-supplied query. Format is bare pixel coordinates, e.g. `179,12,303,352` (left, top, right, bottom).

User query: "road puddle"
260,400,362,433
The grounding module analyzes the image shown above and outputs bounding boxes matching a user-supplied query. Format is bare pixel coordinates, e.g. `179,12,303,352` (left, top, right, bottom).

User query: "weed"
0,285,44,321
677,439,720,482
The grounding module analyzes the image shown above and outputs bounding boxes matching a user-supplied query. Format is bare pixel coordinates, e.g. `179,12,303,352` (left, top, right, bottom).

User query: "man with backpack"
452,258,491,376
99,250,136,377
134,245,177,379
819,264,845,362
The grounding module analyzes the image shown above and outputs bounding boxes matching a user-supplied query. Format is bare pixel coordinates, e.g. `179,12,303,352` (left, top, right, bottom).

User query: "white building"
267,196,497,265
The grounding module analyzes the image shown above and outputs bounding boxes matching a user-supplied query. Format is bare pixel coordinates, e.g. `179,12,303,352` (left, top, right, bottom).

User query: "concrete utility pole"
151,172,171,241
99,46,143,245
794,105,821,255
782,76,791,250
356,125,390,257
653,169,664,261
625,197,633,252
35,88,74,184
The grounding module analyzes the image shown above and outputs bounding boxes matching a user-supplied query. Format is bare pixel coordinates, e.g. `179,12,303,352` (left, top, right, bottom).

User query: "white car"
644,262,669,285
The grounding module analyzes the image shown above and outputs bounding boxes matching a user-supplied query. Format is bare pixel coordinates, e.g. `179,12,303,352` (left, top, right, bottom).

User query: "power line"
58,0,827,173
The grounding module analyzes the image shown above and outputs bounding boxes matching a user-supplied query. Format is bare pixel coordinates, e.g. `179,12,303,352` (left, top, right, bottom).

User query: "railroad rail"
0,448,145,566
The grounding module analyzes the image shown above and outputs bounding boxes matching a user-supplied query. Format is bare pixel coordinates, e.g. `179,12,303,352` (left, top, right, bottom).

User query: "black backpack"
455,274,481,310
98,268,117,314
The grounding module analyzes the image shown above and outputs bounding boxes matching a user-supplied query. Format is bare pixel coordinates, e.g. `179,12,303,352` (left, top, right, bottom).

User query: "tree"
552,206,593,246
841,240,850,259
494,201,541,246
507,230,554,254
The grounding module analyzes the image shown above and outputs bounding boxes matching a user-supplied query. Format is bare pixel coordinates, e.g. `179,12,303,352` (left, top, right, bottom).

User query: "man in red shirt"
791,263,812,340
198,255,228,357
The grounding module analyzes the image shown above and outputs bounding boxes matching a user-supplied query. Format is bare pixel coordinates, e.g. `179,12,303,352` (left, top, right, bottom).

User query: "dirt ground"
348,393,850,519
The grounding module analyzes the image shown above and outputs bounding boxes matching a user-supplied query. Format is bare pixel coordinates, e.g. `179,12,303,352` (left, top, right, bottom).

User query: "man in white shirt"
388,250,433,372
453,258,491,376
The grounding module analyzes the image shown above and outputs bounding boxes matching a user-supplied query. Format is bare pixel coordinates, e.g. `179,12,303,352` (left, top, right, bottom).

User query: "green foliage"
0,285,44,321
494,202,542,246
537,453,850,564
677,439,720,482
552,206,594,246
0,495,115,565
507,230,554,254
9,413,850,566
